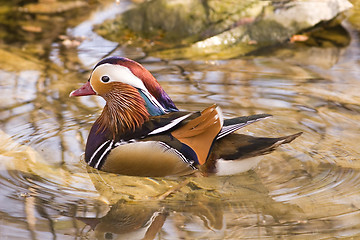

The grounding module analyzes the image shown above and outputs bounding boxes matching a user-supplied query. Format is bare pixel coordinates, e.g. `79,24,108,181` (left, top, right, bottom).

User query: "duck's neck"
95,86,149,139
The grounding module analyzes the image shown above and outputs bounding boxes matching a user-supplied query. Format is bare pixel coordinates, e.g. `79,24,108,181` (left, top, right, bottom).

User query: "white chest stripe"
88,140,114,169
94,64,148,90
94,140,114,169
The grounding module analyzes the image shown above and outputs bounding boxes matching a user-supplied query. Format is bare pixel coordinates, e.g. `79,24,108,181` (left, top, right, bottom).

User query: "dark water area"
0,0,360,239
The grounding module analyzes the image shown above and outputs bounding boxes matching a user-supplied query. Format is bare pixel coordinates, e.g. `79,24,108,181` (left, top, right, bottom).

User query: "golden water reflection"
0,0,360,239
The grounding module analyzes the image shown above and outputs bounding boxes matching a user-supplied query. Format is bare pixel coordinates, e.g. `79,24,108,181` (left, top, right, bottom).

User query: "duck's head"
70,57,178,134
70,57,178,114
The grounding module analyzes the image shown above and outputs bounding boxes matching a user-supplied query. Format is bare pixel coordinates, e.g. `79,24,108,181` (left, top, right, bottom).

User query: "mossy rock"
95,0,352,59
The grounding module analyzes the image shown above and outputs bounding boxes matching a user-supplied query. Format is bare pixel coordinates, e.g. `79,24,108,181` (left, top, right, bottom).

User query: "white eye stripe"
93,64,147,90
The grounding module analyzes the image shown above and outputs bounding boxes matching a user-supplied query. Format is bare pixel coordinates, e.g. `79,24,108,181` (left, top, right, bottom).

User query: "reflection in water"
0,0,360,239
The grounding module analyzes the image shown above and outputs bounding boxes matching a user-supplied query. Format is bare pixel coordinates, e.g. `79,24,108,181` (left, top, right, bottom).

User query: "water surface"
0,1,360,239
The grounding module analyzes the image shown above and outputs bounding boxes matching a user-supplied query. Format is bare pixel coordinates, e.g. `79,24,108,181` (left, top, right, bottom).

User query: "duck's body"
70,57,301,177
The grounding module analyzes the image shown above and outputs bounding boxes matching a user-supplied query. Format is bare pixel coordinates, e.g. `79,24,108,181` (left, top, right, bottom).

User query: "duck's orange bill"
69,81,96,97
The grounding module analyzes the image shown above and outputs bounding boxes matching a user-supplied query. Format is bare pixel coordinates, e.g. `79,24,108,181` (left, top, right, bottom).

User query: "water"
0,0,360,239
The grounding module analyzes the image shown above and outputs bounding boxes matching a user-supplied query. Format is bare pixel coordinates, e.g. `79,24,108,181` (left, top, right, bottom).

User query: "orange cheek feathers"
90,77,112,96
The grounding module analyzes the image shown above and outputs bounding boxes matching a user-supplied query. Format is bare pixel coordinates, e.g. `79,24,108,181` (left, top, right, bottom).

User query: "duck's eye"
101,75,110,83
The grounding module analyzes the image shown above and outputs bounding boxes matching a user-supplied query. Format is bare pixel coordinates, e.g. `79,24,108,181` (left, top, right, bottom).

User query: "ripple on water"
0,129,109,223
258,152,360,236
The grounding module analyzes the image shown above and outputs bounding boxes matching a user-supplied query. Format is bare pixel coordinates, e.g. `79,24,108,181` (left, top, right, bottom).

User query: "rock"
95,0,268,50
269,0,353,29
347,0,360,30
95,0,353,59
19,1,88,14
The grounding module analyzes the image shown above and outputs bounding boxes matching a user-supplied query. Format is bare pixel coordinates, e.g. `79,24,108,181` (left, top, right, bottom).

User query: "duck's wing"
214,132,302,160
171,104,223,165
202,132,302,175
121,111,201,140
217,114,272,139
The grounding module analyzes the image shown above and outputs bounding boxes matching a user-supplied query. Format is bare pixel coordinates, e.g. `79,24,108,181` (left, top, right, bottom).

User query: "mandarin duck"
70,57,301,177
